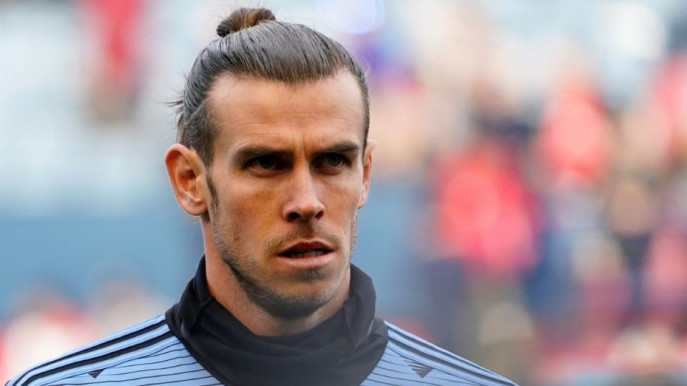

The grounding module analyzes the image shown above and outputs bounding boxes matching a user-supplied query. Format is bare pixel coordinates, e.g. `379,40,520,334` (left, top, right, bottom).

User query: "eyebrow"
233,141,361,164
233,146,289,165
313,142,361,158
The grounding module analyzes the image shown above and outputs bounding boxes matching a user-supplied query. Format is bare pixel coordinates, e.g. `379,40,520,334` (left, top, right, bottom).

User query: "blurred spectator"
604,173,658,325
433,138,537,275
79,0,146,122
88,278,168,336
0,289,96,382
534,68,611,192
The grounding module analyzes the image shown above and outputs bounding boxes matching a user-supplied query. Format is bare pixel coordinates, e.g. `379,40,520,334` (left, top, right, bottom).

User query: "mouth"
277,241,334,259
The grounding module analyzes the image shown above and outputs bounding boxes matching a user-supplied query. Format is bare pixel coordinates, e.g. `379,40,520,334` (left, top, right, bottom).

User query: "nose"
282,170,325,222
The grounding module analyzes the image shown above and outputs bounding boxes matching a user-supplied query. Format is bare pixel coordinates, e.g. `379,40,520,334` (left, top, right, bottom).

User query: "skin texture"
165,71,375,336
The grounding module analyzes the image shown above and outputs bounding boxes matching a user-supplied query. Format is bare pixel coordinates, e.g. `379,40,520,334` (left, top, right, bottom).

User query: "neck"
203,231,351,337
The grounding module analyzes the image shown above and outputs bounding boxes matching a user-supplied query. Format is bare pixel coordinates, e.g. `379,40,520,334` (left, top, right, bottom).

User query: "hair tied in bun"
216,7,276,37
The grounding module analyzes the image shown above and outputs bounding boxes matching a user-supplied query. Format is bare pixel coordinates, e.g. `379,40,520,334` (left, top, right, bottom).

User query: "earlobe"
358,188,368,209
165,144,209,216
358,139,376,209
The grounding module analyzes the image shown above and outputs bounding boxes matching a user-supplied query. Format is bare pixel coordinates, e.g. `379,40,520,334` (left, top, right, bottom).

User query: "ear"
165,144,209,216
358,139,376,209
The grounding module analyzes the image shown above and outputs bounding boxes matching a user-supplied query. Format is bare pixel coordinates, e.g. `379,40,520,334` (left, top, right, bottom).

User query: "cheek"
323,180,363,219
216,179,276,230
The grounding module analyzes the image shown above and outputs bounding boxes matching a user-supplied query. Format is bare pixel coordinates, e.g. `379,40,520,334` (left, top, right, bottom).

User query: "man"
8,7,516,386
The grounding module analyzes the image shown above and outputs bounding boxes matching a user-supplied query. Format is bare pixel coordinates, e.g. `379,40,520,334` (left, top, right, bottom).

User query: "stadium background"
3,0,687,384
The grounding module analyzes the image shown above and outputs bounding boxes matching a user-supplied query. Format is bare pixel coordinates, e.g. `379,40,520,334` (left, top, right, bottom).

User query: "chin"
262,290,334,320
266,273,346,320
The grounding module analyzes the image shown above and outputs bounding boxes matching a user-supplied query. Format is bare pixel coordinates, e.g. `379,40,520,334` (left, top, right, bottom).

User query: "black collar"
166,257,388,386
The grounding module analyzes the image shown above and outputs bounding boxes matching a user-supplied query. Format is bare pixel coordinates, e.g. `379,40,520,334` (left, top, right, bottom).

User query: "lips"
278,241,333,258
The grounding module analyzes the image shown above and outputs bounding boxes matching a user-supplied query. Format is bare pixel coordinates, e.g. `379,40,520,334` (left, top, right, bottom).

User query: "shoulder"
363,321,518,386
5,314,216,386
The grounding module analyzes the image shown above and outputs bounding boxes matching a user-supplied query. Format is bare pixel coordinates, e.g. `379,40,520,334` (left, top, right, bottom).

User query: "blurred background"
3,0,687,384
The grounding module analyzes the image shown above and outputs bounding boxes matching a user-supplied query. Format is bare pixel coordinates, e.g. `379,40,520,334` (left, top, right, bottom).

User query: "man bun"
216,7,276,37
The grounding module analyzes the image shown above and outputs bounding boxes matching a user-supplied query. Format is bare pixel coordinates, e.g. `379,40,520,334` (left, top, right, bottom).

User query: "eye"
255,156,277,170
315,153,349,173
324,154,344,168
246,156,284,172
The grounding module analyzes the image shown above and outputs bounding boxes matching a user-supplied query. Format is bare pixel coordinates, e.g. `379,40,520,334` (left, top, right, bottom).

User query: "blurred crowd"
364,1,687,384
4,0,687,384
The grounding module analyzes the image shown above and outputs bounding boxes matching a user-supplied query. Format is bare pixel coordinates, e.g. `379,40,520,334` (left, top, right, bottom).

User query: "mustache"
265,225,340,253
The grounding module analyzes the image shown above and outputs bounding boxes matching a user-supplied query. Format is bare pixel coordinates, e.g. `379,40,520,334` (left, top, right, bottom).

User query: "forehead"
206,71,365,151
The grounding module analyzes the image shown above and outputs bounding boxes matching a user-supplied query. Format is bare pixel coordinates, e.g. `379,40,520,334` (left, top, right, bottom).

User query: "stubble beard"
211,208,358,321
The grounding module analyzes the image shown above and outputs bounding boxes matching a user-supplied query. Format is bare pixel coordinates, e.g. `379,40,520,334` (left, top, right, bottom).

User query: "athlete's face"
204,71,373,319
